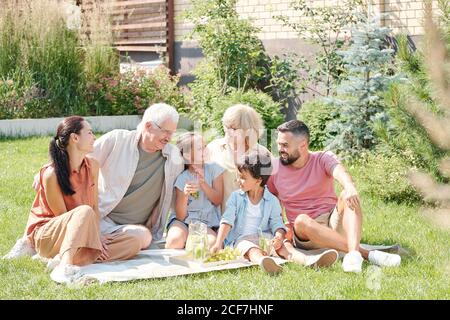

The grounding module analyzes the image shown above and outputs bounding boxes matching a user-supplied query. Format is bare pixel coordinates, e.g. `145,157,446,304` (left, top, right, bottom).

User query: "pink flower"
135,69,146,77
108,79,119,87
105,93,115,102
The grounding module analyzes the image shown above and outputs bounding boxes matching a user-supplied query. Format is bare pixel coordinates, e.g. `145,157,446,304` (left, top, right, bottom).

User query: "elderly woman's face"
224,125,248,152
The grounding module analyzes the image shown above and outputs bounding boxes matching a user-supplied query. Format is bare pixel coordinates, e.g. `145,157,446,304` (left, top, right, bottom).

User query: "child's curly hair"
237,151,273,187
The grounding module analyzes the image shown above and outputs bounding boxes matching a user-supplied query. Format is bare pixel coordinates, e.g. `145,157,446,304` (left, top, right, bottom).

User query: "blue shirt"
169,162,225,228
220,186,287,246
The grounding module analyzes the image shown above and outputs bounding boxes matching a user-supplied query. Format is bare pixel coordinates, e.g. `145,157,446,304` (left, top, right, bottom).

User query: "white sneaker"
304,249,339,268
50,264,81,284
343,250,363,273
45,255,61,272
31,254,49,263
259,256,283,275
2,236,36,259
368,250,401,267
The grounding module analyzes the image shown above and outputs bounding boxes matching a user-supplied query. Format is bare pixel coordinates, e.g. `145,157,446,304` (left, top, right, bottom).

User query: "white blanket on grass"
59,243,406,285
66,248,286,285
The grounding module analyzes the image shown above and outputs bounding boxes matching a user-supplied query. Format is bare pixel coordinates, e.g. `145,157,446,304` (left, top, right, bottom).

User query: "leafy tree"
325,15,397,158
276,0,365,98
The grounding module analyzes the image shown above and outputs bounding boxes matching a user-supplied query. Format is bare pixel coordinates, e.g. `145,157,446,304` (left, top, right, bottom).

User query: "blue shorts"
167,218,219,232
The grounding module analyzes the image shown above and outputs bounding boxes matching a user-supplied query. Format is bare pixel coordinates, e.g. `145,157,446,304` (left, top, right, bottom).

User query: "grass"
0,136,449,299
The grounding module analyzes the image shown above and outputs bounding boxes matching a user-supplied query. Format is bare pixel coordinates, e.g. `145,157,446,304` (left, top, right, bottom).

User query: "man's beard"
279,150,300,165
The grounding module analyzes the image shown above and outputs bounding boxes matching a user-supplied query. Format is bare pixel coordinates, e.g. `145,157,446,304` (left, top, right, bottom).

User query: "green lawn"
0,136,449,299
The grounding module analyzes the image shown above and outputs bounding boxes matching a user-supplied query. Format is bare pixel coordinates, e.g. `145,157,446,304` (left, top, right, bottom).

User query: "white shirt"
241,195,263,237
90,129,184,240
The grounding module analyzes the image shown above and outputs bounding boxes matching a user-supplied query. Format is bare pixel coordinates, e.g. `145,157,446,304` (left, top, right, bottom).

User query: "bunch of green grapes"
204,247,241,263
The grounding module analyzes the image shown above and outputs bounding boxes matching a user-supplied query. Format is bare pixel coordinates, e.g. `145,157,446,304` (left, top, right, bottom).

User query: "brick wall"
381,0,433,36
174,0,439,41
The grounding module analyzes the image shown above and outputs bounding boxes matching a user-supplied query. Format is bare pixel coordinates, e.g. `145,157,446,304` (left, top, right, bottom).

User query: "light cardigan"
90,129,184,241
206,138,272,213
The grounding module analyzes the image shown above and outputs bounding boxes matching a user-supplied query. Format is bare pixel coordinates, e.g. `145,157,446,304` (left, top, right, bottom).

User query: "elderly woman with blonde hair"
207,105,339,269
207,104,271,212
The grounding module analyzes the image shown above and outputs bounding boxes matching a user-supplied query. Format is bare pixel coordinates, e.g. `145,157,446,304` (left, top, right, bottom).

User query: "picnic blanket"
65,248,282,285
52,242,407,285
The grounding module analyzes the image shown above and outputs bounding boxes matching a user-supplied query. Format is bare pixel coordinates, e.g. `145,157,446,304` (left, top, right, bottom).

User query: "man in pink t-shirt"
267,120,401,273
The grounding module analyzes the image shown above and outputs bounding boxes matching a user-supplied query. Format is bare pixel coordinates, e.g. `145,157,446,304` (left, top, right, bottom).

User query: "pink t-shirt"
267,151,340,224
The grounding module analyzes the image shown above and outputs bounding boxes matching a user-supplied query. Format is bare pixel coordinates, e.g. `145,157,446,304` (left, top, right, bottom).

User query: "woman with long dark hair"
25,116,141,282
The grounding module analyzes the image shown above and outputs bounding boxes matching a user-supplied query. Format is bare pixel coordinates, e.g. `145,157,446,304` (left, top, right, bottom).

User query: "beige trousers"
32,205,141,263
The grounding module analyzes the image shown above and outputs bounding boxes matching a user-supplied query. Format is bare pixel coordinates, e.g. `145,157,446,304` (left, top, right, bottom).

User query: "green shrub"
84,66,190,116
275,0,365,97
349,152,422,204
375,84,446,179
184,0,266,92
216,89,284,132
0,74,54,119
183,86,283,138
325,15,396,158
182,62,223,129
372,35,448,185
298,99,336,150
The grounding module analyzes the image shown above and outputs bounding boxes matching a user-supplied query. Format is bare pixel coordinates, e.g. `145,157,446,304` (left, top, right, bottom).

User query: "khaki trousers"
32,205,141,263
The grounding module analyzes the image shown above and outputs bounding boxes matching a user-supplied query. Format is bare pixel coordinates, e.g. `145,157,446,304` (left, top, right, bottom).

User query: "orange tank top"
26,157,96,238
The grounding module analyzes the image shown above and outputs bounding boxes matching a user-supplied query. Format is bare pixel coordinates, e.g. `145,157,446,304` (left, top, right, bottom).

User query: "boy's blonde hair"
222,104,264,149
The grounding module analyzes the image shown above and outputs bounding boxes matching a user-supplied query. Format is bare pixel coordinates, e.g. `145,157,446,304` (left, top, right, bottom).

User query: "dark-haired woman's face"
72,121,95,153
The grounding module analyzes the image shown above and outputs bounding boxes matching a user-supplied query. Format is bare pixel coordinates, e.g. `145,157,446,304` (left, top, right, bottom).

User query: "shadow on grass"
360,237,417,262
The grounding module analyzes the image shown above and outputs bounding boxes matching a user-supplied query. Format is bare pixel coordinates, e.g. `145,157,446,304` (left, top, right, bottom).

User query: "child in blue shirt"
165,132,224,249
211,151,289,274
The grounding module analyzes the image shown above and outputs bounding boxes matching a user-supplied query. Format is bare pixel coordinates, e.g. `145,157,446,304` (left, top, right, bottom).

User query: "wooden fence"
80,0,174,72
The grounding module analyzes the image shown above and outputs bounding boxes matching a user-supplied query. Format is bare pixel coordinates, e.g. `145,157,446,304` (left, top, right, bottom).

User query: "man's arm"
89,131,116,167
90,158,100,217
332,164,361,211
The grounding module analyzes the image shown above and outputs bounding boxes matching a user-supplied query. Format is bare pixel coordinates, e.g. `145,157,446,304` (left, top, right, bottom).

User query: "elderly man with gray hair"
5,103,184,260
92,103,184,249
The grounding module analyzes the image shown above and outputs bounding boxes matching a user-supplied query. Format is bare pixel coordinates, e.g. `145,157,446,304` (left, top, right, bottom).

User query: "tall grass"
0,0,118,118
0,1,83,115
79,0,119,84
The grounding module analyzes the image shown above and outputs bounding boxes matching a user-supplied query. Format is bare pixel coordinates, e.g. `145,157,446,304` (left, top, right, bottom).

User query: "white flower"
199,16,209,25
64,3,81,30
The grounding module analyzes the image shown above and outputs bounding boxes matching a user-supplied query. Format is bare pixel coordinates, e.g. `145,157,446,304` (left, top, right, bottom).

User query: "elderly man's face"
142,119,177,152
